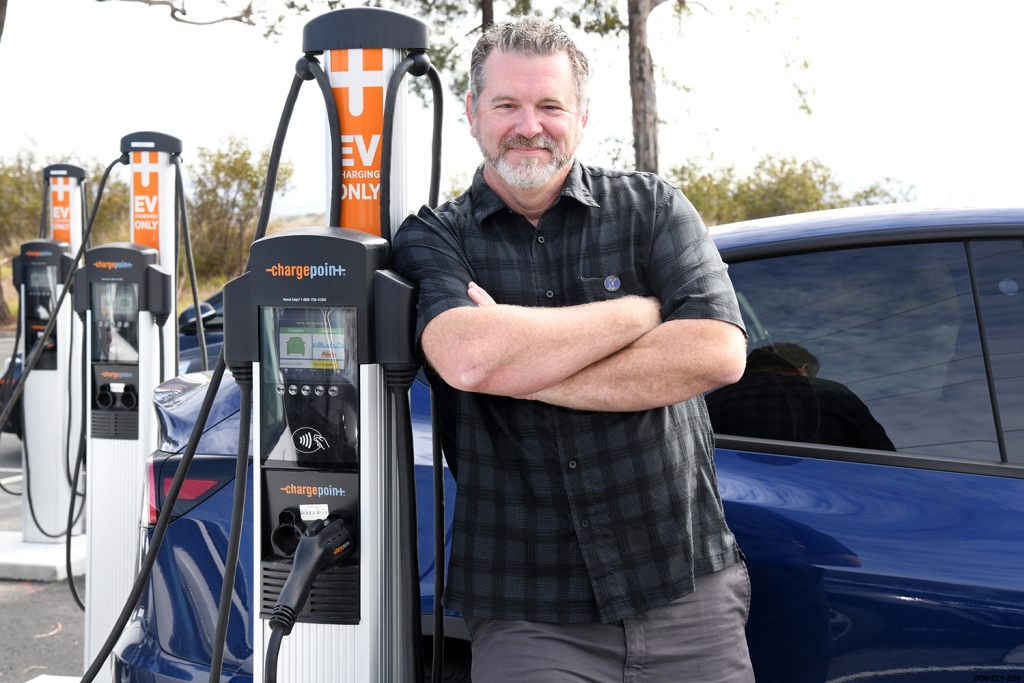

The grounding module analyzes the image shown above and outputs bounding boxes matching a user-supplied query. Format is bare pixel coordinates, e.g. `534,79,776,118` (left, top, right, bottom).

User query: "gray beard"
481,134,574,189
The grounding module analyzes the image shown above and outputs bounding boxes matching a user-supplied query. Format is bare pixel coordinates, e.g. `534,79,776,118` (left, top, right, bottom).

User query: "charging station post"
125,132,181,378
74,242,173,670
11,237,82,545
1,164,88,559
74,132,181,671
218,9,431,682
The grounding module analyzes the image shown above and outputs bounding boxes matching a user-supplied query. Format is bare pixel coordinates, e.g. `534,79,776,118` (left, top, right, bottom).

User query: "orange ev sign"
132,151,161,251
50,177,73,243
330,48,385,236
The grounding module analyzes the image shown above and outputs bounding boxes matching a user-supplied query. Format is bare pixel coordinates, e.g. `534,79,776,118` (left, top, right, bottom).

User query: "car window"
970,239,1024,463
708,242,1001,461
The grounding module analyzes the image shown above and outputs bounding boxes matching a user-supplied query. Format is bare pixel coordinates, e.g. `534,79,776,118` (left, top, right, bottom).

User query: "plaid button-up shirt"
391,161,745,624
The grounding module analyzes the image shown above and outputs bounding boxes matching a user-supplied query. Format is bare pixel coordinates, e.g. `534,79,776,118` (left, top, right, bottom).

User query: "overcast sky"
2,0,1023,219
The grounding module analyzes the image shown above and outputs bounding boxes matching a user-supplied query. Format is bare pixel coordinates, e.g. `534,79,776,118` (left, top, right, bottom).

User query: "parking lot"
0,331,85,682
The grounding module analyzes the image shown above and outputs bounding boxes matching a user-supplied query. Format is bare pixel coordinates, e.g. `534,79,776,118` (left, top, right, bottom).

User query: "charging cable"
79,349,227,683
172,155,208,371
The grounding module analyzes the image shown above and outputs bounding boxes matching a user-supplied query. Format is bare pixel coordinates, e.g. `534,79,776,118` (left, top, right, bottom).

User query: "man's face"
467,50,588,191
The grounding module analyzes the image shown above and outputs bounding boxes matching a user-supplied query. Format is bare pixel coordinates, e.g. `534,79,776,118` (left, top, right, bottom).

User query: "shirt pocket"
575,268,649,304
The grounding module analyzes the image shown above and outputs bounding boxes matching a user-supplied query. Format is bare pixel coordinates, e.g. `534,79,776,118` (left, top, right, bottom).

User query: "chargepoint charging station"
9,164,88,548
12,235,84,545
54,10,443,682
218,8,443,682
75,132,181,669
225,229,418,682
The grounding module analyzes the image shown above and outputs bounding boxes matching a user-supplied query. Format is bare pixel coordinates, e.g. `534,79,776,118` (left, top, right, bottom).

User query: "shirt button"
568,460,577,469
580,519,590,528
546,290,554,299
537,235,545,243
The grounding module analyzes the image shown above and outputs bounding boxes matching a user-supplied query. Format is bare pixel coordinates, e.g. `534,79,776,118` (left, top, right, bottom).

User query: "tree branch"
100,0,257,27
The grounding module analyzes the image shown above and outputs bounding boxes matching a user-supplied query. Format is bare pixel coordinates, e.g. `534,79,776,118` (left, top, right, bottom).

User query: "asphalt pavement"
0,330,87,682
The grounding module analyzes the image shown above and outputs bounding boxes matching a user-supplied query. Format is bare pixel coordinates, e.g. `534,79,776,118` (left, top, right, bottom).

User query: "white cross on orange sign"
329,48,385,118
132,151,162,188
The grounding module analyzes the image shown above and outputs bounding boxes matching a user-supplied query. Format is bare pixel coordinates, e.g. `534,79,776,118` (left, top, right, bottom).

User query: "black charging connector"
270,516,355,634
264,516,355,683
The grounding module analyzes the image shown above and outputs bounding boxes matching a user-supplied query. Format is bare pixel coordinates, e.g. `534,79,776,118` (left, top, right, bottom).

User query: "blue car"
114,205,1024,682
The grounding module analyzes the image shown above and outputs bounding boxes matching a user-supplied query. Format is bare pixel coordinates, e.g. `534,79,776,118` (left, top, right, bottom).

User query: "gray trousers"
464,561,754,683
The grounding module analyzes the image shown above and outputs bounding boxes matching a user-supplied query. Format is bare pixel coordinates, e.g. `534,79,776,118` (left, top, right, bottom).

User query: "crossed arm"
421,281,747,412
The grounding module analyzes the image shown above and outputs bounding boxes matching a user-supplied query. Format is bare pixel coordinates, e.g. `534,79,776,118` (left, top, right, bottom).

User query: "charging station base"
0,532,86,581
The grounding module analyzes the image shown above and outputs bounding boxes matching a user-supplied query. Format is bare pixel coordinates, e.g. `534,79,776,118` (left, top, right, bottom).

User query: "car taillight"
145,459,158,528
163,477,218,501
149,454,237,524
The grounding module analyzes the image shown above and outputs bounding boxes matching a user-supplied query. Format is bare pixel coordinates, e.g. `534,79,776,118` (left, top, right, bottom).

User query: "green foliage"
0,140,289,325
552,0,624,36
86,162,131,246
0,150,129,254
668,160,744,225
0,150,43,253
185,136,294,280
0,150,125,325
667,155,915,226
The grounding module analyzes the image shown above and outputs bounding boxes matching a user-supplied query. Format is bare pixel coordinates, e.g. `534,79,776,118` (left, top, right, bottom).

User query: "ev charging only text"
341,134,381,200
133,196,159,231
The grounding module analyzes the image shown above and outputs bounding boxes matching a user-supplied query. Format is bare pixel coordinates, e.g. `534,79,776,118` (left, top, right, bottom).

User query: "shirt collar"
559,160,600,209
470,159,600,224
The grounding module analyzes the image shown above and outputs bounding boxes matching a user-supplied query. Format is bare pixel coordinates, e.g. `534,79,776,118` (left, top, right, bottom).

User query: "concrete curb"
0,531,87,582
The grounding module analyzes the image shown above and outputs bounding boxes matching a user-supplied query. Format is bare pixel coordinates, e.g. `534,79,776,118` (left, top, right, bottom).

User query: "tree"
0,151,130,326
185,136,294,284
94,0,807,176
667,154,915,226
95,0,259,28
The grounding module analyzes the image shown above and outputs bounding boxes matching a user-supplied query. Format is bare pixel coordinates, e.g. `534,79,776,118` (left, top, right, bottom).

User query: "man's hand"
421,282,662,397
467,281,497,307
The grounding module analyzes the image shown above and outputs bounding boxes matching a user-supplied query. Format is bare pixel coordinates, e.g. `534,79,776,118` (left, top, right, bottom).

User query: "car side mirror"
178,302,217,334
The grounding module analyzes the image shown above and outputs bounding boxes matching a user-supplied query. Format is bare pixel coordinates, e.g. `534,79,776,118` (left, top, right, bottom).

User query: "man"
391,17,752,683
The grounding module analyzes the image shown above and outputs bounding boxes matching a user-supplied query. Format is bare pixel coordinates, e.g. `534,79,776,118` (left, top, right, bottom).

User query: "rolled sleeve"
390,205,477,352
648,188,746,333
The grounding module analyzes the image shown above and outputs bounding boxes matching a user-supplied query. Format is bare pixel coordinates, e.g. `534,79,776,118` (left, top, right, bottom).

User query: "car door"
709,236,1024,683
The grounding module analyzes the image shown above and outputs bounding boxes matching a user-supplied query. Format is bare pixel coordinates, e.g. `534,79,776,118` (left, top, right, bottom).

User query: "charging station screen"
260,307,359,469
23,265,58,320
278,323,346,370
91,283,140,363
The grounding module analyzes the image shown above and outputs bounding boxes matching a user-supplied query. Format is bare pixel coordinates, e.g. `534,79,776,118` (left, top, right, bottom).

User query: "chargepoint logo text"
266,262,347,281
279,484,347,499
93,261,134,271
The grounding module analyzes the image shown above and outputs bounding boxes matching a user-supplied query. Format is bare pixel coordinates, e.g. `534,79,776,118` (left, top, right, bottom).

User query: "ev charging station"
74,132,180,669
3,164,88,565
74,243,173,669
9,12,443,681
220,9,440,682
12,238,83,544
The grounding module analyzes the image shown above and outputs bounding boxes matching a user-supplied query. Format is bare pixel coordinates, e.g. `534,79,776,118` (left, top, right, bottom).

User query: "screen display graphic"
278,322,346,371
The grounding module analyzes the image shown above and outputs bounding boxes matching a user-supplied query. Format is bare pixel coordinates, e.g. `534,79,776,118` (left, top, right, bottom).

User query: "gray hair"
469,17,590,115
